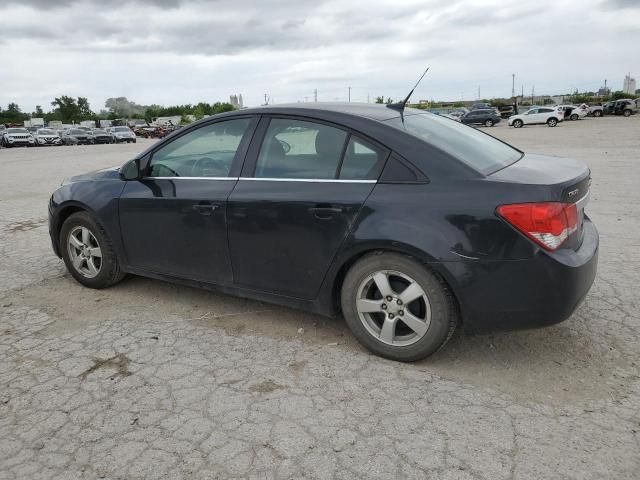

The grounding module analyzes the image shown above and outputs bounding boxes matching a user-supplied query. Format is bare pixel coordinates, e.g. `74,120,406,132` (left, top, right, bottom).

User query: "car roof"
237,102,403,122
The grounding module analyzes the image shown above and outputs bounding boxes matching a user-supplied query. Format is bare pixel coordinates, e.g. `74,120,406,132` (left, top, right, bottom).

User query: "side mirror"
120,158,141,181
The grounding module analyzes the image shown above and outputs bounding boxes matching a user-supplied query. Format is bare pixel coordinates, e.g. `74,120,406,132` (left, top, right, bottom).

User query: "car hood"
68,166,120,183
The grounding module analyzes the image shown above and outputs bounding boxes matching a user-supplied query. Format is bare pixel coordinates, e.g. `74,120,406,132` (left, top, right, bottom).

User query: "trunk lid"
490,154,591,251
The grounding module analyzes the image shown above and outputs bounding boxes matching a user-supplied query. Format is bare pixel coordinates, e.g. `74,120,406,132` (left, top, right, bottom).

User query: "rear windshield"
384,112,522,175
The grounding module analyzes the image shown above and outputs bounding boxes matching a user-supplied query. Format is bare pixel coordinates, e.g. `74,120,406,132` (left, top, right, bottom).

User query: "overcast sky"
1,0,639,112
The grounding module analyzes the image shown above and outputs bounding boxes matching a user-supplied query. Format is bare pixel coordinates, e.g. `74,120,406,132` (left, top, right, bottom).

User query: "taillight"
497,202,578,251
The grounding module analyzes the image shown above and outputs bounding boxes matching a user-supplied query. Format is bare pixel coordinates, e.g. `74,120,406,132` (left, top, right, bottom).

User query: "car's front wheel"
570,114,578,121
593,110,602,117
512,119,523,128
623,109,632,117
341,252,457,362
547,118,558,127
60,212,125,289
484,119,494,127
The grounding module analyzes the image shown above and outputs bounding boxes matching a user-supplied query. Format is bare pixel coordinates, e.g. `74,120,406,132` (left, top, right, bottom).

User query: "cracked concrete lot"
1,116,639,479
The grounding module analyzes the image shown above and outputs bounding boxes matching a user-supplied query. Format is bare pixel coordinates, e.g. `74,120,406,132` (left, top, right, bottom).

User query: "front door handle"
192,203,220,215
308,206,343,219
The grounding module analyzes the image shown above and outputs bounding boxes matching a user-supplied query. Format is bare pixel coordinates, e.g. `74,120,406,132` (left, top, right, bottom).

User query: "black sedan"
62,128,92,145
461,108,502,127
48,103,598,361
91,129,114,144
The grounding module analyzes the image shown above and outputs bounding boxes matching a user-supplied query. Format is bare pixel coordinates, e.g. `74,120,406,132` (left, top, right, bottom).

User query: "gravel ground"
0,116,638,479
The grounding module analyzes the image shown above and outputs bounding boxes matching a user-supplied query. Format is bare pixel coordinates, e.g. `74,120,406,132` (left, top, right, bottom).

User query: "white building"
623,74,636,95
230,94,244,109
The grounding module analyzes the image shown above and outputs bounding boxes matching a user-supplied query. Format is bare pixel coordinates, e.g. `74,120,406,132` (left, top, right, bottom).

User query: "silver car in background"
34,128,63,146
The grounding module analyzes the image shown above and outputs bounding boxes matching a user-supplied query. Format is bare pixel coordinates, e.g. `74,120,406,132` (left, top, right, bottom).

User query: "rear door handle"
308,206,343,219
192,203,220,215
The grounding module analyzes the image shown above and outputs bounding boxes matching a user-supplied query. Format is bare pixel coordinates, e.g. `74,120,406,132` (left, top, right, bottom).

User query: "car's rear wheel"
60,212,125,289
341,252,457,362
547,118,558,127
484,119,494,127
512,119,523,128
623,109,632,117
570,114,578,121
593,110,602,117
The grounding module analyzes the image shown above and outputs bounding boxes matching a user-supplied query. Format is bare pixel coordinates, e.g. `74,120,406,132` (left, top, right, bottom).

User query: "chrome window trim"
142,176,238,180
140,176,377,183
238,177,376,184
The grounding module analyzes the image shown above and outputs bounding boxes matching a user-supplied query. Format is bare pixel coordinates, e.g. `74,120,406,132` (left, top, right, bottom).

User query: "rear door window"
339,136,386,180
255,119,347,179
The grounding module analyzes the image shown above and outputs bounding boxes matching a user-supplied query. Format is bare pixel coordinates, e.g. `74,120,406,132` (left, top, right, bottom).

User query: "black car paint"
461,109,501,126
49,104,598,334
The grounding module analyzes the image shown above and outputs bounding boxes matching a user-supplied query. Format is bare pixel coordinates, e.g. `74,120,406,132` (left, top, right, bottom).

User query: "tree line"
0,96,236,125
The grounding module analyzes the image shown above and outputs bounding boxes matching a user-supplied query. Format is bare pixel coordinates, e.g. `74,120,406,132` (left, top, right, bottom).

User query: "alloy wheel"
356,270,431,346
67,226,102,278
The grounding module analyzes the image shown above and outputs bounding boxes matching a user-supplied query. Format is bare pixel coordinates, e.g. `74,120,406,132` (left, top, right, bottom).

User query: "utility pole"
314,89,318,103
478,86,481,100
367,92,370,103
264,93,269,105
521,85,524,102
531,85,534,105
511,74,515,99
348,86,351,103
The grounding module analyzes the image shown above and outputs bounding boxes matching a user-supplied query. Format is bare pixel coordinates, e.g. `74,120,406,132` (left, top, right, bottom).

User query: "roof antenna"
386,66,430,112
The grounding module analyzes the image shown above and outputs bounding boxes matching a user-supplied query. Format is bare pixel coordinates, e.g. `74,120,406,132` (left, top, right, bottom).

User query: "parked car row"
450,98,638,129
0,125,138,148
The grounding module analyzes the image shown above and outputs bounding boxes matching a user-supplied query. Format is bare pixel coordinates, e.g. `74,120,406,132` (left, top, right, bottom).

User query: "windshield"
8,128,28,134
37,129,55,135
385,112,522,175
70,129,84,135
93,129,106,134
114,127,129,132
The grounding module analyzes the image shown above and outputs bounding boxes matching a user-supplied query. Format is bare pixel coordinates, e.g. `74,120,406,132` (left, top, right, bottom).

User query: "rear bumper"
448,218,598,334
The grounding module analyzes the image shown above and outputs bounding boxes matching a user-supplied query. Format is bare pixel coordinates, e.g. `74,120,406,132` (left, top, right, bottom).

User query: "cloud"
602,0,640,9
0,0,638,112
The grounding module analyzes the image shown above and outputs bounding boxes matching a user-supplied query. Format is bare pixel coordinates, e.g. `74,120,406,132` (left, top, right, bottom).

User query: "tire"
512,119,523,128
547,118,558,127
593,110,602,117
570,114,578,121
341,252,457,362
484,119,494,127
623,109,632,117
60,212,125,289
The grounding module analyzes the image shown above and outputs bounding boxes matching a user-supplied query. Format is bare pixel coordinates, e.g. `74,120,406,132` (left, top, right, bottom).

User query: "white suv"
508,107,564,128
1,127,36,147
